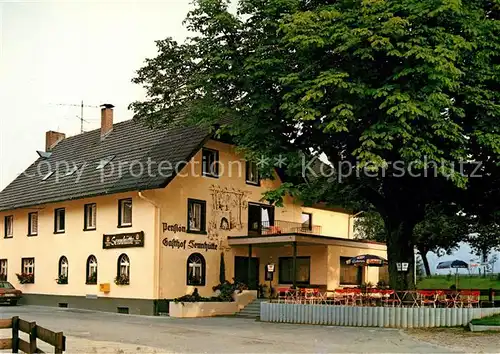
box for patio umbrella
[436,260,469,288]
[346,254,388,267]
[436,260,469,269]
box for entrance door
[234,256,259,290]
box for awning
[227,233,386,251]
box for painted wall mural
[208,185,251,249]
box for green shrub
[173,288,221,303]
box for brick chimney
[100,103,114,139]
[45,131,66,152]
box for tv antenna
[54,100,100,133]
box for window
[301,213,312,231]
[245,160,260,185]
[278,257,310,285]
[118,199,132,227]
[340,257,363,285]
[187,199,206,234]
[86,255,98,285]
[58,256,68,284]
[21,258,35,283]
[187,253,206,286]
[4,216,13,238]
[54,208,65,233]
[41,171,54,181]
[28,212,38,236]
[116,254,130,285]
[96,155,115,170]
[0,259,7,281]
[202,148,219,178]
[248,203,274,233]
[65,165,79,176]
[84,203,97,230]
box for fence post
[488,288,493,303]
[54,332,65,354]
[28,322,37,354]
[11,316,19,353]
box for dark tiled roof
[0,119,210,211]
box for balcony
[249,220,322,236]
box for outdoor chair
[418,290,437,307]
[344,288,363,306]
[277,287,289,303]
[332,289,347,305]
[437,290,459,308]
[304,288,317,304]
[459,290,481,308]
[381,290,401,307]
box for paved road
[0,305,456,353]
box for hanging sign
[103,231,144,249]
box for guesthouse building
[0,105,387,315]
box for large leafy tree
[131,0,500,289]
[469,222,500,263]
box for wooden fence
[0,316,65,353]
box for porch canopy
[228,233,386,288]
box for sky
[0,0,194,188]
[0,1,498,273]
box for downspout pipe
[138,191,161,302]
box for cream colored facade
[0,139,387,312]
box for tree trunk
[417,246,431,277]
[421,253,431,278]
[385,219,416,290]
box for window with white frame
[86,255,98,284]
[202,148,219,178]
[187,253,206,285]
[246,160,259,185]
[4,216,13,238]
[58,256,68,283]
[21,257,35,283]
[187,199,206,233]
[28,212,38,236]
[0,259,7,281]
[84,203,97,230]
[118,199,132,227]
[301,212,312,231]
[117,254,130,284]
[54,208,65,233]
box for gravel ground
[406,328,500,353]
[0,305,464,353]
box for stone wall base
[19,293,156,316]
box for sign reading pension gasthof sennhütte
[162,238,218,252]
[103,231,145,249]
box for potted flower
[86,272,97,285]
[56,274,68,284]
[16,273,34,284]
[114,274,129,285]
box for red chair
[381,290,401,307]
[277,287,289,303]
[418,290,437,307]
[332,289,347,305]
[460,290,480,308]
[437,290,458,308]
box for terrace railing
[250,220,322,236]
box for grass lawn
[417,275,500,290]
[470,314,500,326]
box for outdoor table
[398,290,419,307]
